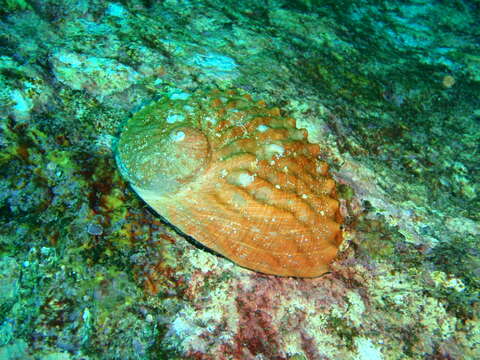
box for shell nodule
[115,89,343,277]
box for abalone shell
[115,89,343,277]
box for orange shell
[115,89,343,277]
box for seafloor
[0,1,479,359]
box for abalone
[115,89,343,277]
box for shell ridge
[175,199,312,257]
[210,152,338,229]
[219,171,313,224]
[171,191,304,255]
[265,159,333,200]
[273,157,327,194]
[254,163,331,210]
[212,153,258,174]
[218,138,310,159]
[218,126,293,149]
[205,182,316,255]
[212,180,293,223]
[213,179,336,255]
[233,171,323,227]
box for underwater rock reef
[0,0,479,359]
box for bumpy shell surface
[116,89,343,277]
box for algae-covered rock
[50,50,140,101]
[1,0,479,359]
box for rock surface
[0,1,478,359]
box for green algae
[356,221,397,261]
[428,236,480,319]
[0,0,31,14]
[327,315,359,350]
